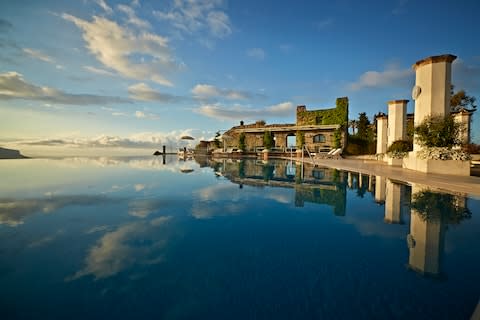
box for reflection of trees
[411,191,471,224]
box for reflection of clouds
[68,216,172,280]
[191,183,246,219]
[0,195,114,227]
[128,198,165,218]
[263,189,292,204]
[86,225,110,234]
[134,184,145,192]
[27,229,65,248]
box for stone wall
[296,97,348,127]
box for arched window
[313,134,326,143]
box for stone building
[222,97,348,153]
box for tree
[263,131,274,149]
[356,112,372,141]
[450,85,477,111]
[238,132,246,151]
[349,120,358,135]
[214,131,222,148]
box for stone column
[376,114,388,155]
[411,54,456,151]
[453,110,472,145]
[387,100,408,147]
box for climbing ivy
[296,97,349,126]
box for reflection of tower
[347,172,353,189]
[384,179,404,224]
[368,175,373,192]
[374,176,386,204]
[407,185,446,277]
[358,173,363,189]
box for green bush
[387,140,413,153]
[238,132,246,151]
[296,131,305,148]
[414,115,463,148]
[263,131,274,149]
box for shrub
[263,131,274,149]
[386,140,412,159]
[414,115,464,148]
[238,132,246,151]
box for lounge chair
[315,148,337,159]
[326,148,343,159]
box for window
[313,134,326,143]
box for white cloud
[195,101,294,121]
[128,82,178,102]
[94,0,113,14]
[135,110,159,120]
[246,48,266,60]
[62,13,178,86]
[0,71,130,105]
[348,64,413,91]
[191,84,250,100]
[23,48,54,63]
[117,4,150,29]
[154,0,232,39]
[83,65,115,76]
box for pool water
[0,156,479,319]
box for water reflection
[209,158,475,279]
[0,157,478,318]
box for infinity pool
[0,156,479,319]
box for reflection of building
[212,159,347,216]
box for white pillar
[411,54,456,151]
[376,115,388,154]
[387,100,408,147]
[453,111,472,145]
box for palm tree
[349,120,358,135]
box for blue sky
[1,0,479,155]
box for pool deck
[285,156,480,197]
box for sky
[1,0,479,156]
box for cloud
[153,0,232,39]
[195,101,294,121]
[94,0,113,14]
[192,84,250,100]
[68,218,172,280]
[22,48,54,63]
[117,4,151,29]
[83,65,115,76]
[246,48,266,60]
[14,129,206,150]
[128,82,178,102]
[135,110,160,120]
[0,71,130,105]
[62,13,178,86]
[348,64,413,91]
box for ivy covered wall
[296,97,349,127]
